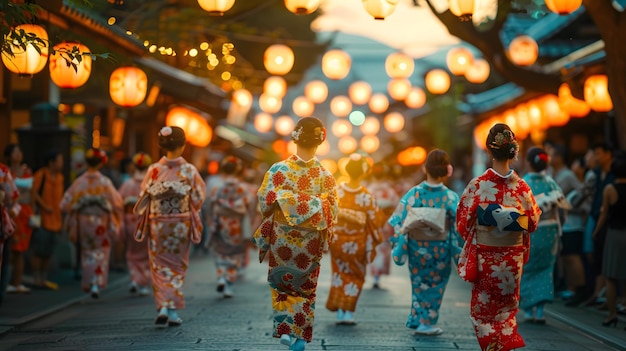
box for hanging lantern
[508,35,538,66]
[197,0,236,15]
[384,112,405,133]
[316,140,330,156]
[332,119,353,138]
[387,78,412,101]
[584,74,613,112]
[109,66,148,107]
[49,42,92,89]
[449,0,475,21]
[385,52,414,79]
[465,58,490,84]
[525,102,547,130]
[338,136,358,154]
[275,115,295,136]
[405,87,426,109]
[259,93,283,114]
[263,76,287,98]
[369,93,389,114]
[166,106,213,147]
[254,112,273,133]
[292,96,315,117]
[284,0,321,14]
[425,69,450,95]
[558,83,590,118]
[541,95,570,127]
[362,0,400,20]
[304,80,328,103]
[516,108,531,138]
[232,88,252,107]
[397,146,426,166]
[360,136,380,154]
[446,47,474,76]
[322,49,351,80]
[2,24,49,75]
[545,0,582,15]
[264,44,294,76]
[330,95,352,117]
[473,123,491,151]
[349,81,372,105]
[360,116,380,135]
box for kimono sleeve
[60,177,81,213]
[322,169,339,224]
[519,180,541,234]
[257,164,280,217]
[103,177,124,236]
[387,187,414,235]
[189,166,207,211]
[456,178,480,241]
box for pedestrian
[0,162,18,306]
[456,123,541,351]
[134,126,206,327]
[118,152,152,296]
[520,147,568,324]
[388,149,461,336]
[325,153,386,325]
[253,117,338,351]
[61,148,123,298]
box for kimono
[118,171,151,288]
[388,182,461,329]
[366,180,400,278]
[0,163,19,272]
[11,169,33,252]
[520,173,565,311]
[134,157,205,310]
[457,169,541,351]
[61,171,123,291]
[253,154,338,343]
[325,183,386,313]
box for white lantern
[385,52,414,79]
[264,44,295,75]
[275,115,295,136]
[369,93,389,114]
[384,112,405,133]
[449,0,475,21]
[348,81,372,105]
[292,96,315,117]
[332,119,353,138]
[360,135,380,154]
[254,112,273,133]
[465,58,490,84]
[388,78,412,101]
[330,96,353,117]
[284,0,321,14]
[405,87,426,109]
[338,136,358,154]
[425,69,450,95]
[304,80,328,103]
[360,116,380,135]
[322,49,351,80]
[232,88,252,107]
[508,35,538,66]
[446,47,474,76]
[259,93,283,114]
[2,24,49,75]
[362,0,400,20]
[197,0,235,15]
[263,76,287,98]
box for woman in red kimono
[456,123,541,351]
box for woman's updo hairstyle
[85,148,108,168]
[526,147,549,172]
[486,123,519,161]
[291,117,326,148]
[220,156,242,175]
[425,149,452,178]
[132,152,152,171]
[344,153,369,180]
[158,126,186,151]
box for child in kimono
[456,124,541,351]
[134,126,205,327]
[388,149,461,336]
[253,117,338,351]
[118,152,153,296]
[61,148,123,298]
[326,153,386,324]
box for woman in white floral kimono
[134,126,206,327]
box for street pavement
[0,249,624,351]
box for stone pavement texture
[0,250,624,351]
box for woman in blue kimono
[388,149,461,336]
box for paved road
[0,251,623,351]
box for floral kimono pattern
[0,163,19,272]
[388,182,461,329]
[457,169,541,351]
[253,155,338,342]
[326,184,386,313]
[366,180,400,277]
[61,171,123,291]
[134,157,205,310]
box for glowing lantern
[49,42,92,89]
[197,0,236,15]
[2,24,49,75]
[449,0,475,21]
[369,93,389,114]
[446,47,474,76]
[109,66,148,107]
[259,93,282,114]
[322,49,351,80]
[526,102,547,130]
[516,108,531,138]
[304,80,328,103]
[254,112,273,133]
[545,0,582,15]
[332,119,353,138]
[316,140,330,156]
[292,96,315,117]
[584,75,613,112]
[232,88,252,107]
[263,76,287,98]
[338,136,358,154]
[360,116,380,135]
[384,112,405,133]
[388,78,412,101]
[362,0,399,20]
[165,106,213,147]
[508,35,538,66]
[284,0,320,14]
[540,94,569,126]
[558,83,590,118]
[264,44,294,75]
[425,69,450,95]
[405,87,426,109]
[275,115,295,136]
[465,58,490,84]
[360,135,380,154]
[349,81,372,105]
[385,52,414,79]
[473,123,491,151]
[330,96,352,117]
[397,146,426,166]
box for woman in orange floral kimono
[134,126,205,327]
[61,148,123,298]
[456,124,541,351]
[253,117,338,351]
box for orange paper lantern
[304,80,328,103]
[545,0,582,15]
[387,78,412,101]
[322,49,351,80]
[263,76,287,98]
[369,93,389,114]
[508,35,538,66]
[264,44,294,75]
[2,24,49,75]
[584,75,613,112]
[446,47,474,76]
[338,136,358,154]
[425,69,450,95]
[166,106,213,147]
[259,94,283,114]
[405,87,426,109]
[284,0,321,14]
[558,83,590,118]
[275,115,295,136]
[254,112,273,133]
[332,119,352,138]
[110,66,148,107]
[360,135,380,154]
[449,0,475,21]
[465,58,490,84]
[362,0,399,20]
[197,0,235,15]
[360,116,380,136]
[349,81,372,105]
[50,42,92,89]
[330,96,353,117]
[385,52,414,79]
[292,96,315,117]
[384,112,405,133]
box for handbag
[457,230,479,283]
[401,207,446,237]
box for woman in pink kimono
[456,123,541,351]
[118,152,152,296]
[134,126,205,327]
[61,148,123,298]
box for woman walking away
[118,152,153,296]
[456,123,541,351]
[61,148,123,298]
[253,117,338,351]
[134,126,205,327]
[326,153,386,325]
[388,149,461,336]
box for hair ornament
[535,153,549,164]
[291,126,303,141]
[159,126,173,137]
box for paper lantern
[465,58,490,84]
[545,0,582,15]
[166,106,213,147]
[316,140,330,156]
[254,112,273,133]
[232,88,252,107]
[109,66,148,107]
[397,146,426,166]
[263,76,287,98]
[304,80,328,103]
[384,112,405,133]
[446,47,474,76]
[264,44,294,75]
[330,96,352,117]
[584,75,613,112]
[558,83,590,118]
[292,96,315,117]
[405,87,426,109]
[275,115,295,136]
[2,24,48,75]
[362,0,399,20]
[360,116,380,135]
[425,69,450,95]
[508,35,538,66]
[385,52,414,79]
[332,119,352,138]
[449,0,475,21]
[526,102,547,130]
[284,0,320,14]
[369,93,389,114]
[259,93,283,114]
[473,123,491,151]
[49,42,92,89]
[322,49,351,80]
[197,0,235,15]
[360,135,380,154]
[338,136,357,154]
[349,81,372,105]
[541,95,570,127]
[388,78,412,101]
